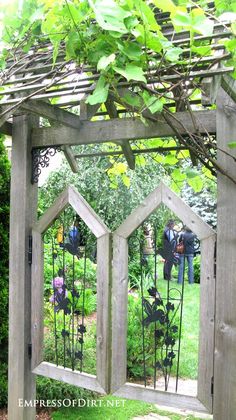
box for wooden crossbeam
[20,100,81,129]
[62,146,79,173]
[32,110,216,148]
[74,145,187,159]
[18,100,81,173]
[105,98,135,170]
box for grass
[51,395,204,419]
[128,258,200,380]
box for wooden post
[214,88,236,419]
[8,114,38,420]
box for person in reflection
[163,219,178,280]
[177,227,196,284]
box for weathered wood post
[8,114,38,420]
[214,88,236,419]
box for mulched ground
[0,408,53,419]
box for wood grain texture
[62,146,79,173]
[35,187,69,233]
[111,235,128,392]
[115,185,162,238]
[32,111,217,148]
[105,98,135,170]
[31,230,44,370]
[96,234,112,392]
[68,186,110,238]
[20,100,81,128]
[161,183,215,240]
[33,362,105,393]
[214,89,236,420]
[8,114,38,420]
[114,383,209,413]
[197,235,216,412]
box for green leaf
[142,91,163,113]
[165,47,183,62]
[192,16,214,36]
[137,0,160,31]
[163,154,179,165]
[172,168,186,182]
[119,42,142,60]
[52,40,60,67]
[187,176,203,192]
[97,53,116,70]
[86,76,109,105]
[152,0,177,13]
[186,168,199,178]
[113,64,147,83]
[88,0,131,34]
[228,141,236,148]
[172,10,191,27]
[123,92,142,108]
[122,174,131,187]
[191,45,212,56]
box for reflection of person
[177,227,196,284]
[163,220,177,280]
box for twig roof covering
[0,2,234,116]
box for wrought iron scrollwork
[31,147,61,184]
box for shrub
[36,375,95,402]
[0,135,10,407]
[193,255,201,284]
[44,243,97,295]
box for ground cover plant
[51,395,205,420]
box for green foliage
[0,363,8,407]
[0,0,235,109]
[44,242,97,294]
[181,181,217,228]
[193,255,201,284]
[0,135,10,408]
[36,375,95,403]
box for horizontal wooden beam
[19,100,81,129]
[74,145,187,159]
[32,110,216,148]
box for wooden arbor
[0,4,235,419]
[112,181,216,413]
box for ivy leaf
[163,154,179,165]
[185,168,199,179]
[97,53,116,71]
[86,76,109,105]
[187,176,204,192]
[191,45,211,56]
[165,47,183,62]
[152,0,177,13]
[172,10,191,27]
[119,42,142,61]
[172,168,186,182]
[122,174,131,187]
[89,0,130,34]
[123,92,142,108]
[228,142,236,148]
[137,0,160,31]
[113,64,147,83]
[142,91,163,113]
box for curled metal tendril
[31,147,61,184]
